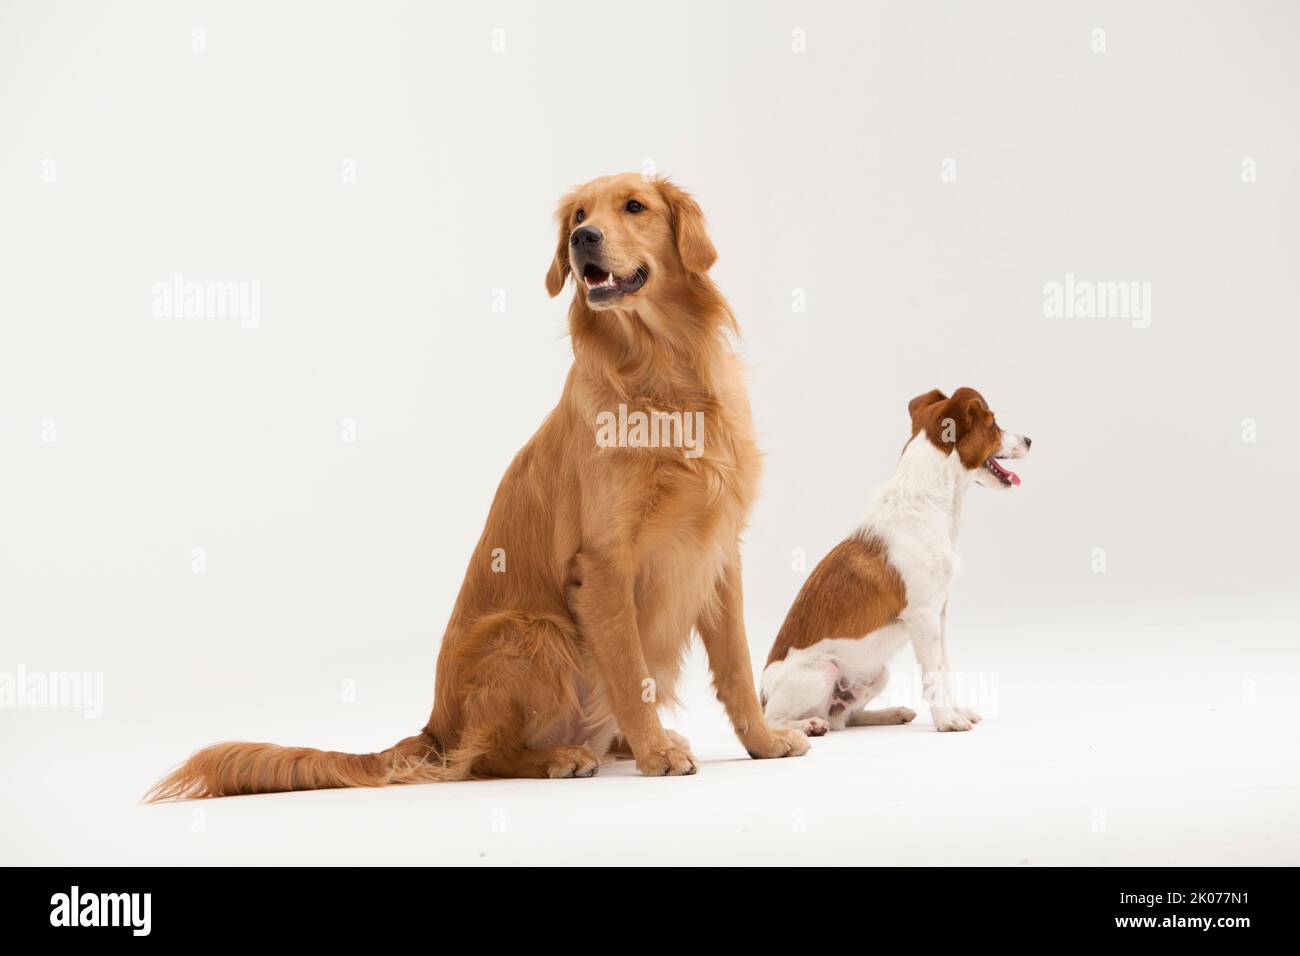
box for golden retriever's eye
[625,199,644,214]
[575,209,585,224]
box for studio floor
[4,603,1297,866]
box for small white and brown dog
[761,387,1031,735]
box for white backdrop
[2,0,1297,865]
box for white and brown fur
[761,387,1031,736]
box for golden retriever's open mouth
[582,263,648,302]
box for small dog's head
[545,173,717,311]
[907,387,1031,491]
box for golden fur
[147,173,807,800]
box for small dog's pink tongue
[989,459,1021,486]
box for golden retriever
[147,173,808,799]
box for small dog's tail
[143,731,457,802]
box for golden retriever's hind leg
[606,733,634,759]
[475,745,600,779]
[444,614,594,780]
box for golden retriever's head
[545,173,717,311]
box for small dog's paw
[800,717,830,737]
[545,746,601,778]
[882,706,917,724]
[636,744,698,777]
[746,726,812,758]
[933,709,974,733]
[956,708,982,724]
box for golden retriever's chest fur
[567,360,760,700]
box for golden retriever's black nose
[571,225,603,248]
[1024,436,1032,448]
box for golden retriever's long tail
[143,732,458,802]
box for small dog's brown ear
[950,387,989,426]
[658,179,718,274]
[908,389,947,420]
[546,192,576,297]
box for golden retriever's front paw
[636,743,698,777]
[745,726,811,759]
[664,729,692,752]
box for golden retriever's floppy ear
[545,192,576,297]
[908,389,948,421]
[657,179,718,274]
